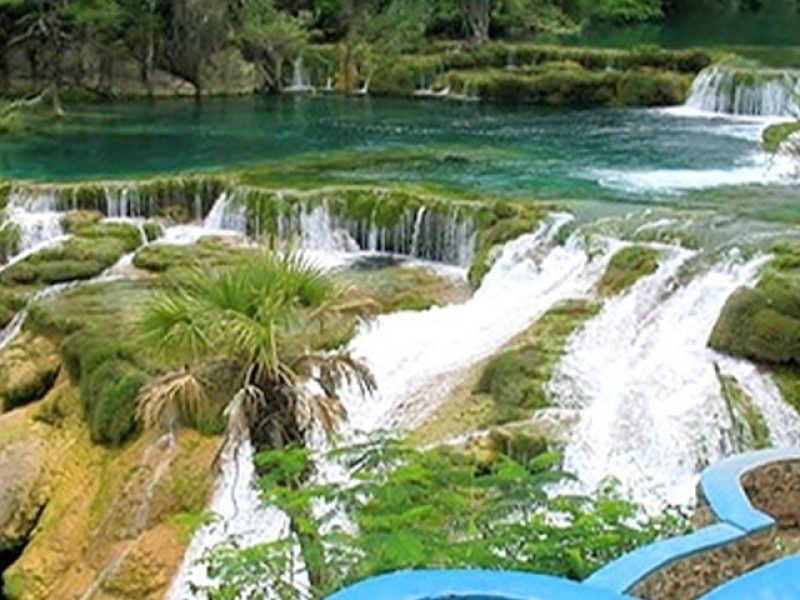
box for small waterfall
[3,191,66,258]
[551,250,774,510]
[685,66,800,117]
[505,48,518,71]
[285,56,314,93]
[168,216,617,595]
[166,439,291,600]
[267,198,477,267]
[0,281,79,352]
[203,193,245,233]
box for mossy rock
[0,223,142,286]
[60,210,102,232]
[338,264,468,314]
[0,291,25,329]
[80,358,145,446]
[597,245,662,297]
[0,334,61,412]
[763,121,800,153]
[476,299,600,426]
[710,286,800,365]
[133,236,256,273]
[0,222,21,264]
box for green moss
[469,202,548,286]
[24,280,161,445]
[81,359,145,446]
[477,299,600,426]
[449,66,690,107]
[133,237,257,273]
[60,210,102,232]
[1,222,143,286]
[2,569,29,600]
[0,222,21,264]
[716,368,771,451]
[0,362,59,412]
[772,366,800,415]
[710,286,800,364]
[763,121,800,153]
[598,246,662,297]
[339,264,468,314]
[0,290,24,328]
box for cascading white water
[276,197,476,267]
[285,56,314,93]
[340,215,614,433]
[0,281,79,352]
[167,440,293,600]
[167,215,618,597]
[3,191,66,259]
[715,357,800,450]
[550,250,777,510]
[685,66,800,117]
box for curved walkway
[327,447,800,600]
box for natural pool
[0,96,796,221]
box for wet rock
[0,335,60,413]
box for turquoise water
[0,95,797,222]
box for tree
[136,249,377,456]
[160,0,231,98]
[237,0,309,92]
[119,0,162,96]
[200,438,688,599]
[461,0,491,44]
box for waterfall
[0,281,79,352]
[550,250,777,510]
[166,439,292,600]
[685,66,800,117]
[167,215,618,595]
[267,197,477,267]
[3,191,66,259]
[286,56,314,93]
[505,48,518,71]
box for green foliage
[598,245,662,297]
[201,438,687,599]
[450,65,691,107]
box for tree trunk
[289,506,325,594]
[50,81,64,118]
[463,0,490,45]
[274,53,284,92]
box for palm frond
[136,368,207,432]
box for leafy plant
[200,436,687,599]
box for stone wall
[587,449,800,600]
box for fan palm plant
[136,248,377,455]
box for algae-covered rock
[709,286,800,364]
[0,334,60,413]
[597,245,661,297]
[417,299,599,442]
